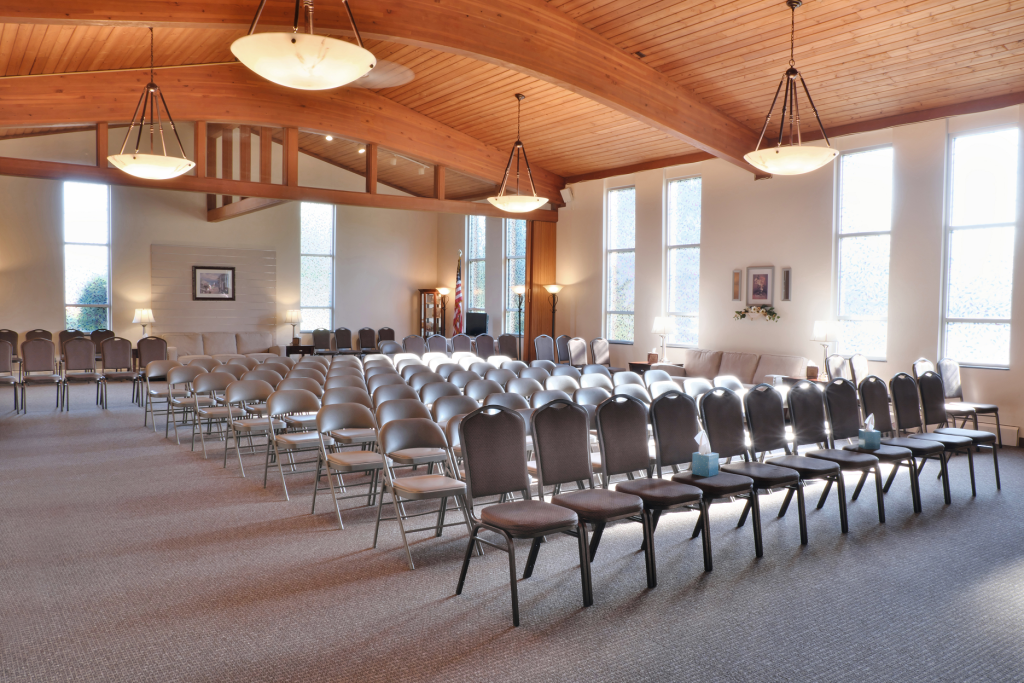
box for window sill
[667,344,698,349]
[959,364,1009,371]
[608,340,634,345]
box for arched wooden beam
[0,0,762,174]
[0,63,565,204]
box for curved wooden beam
[0,64,564,203]
[0,0,761,174]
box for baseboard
[972,422,1018,447]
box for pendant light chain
[789,3,795,67]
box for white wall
[556,106,1024,431]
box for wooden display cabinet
[419,289,441,338]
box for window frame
[63,181,112,333]
[604,184,636,344]
[833,143,894,362]
[299,202,335,333]
[465,216,487,315]
[503,218,526,336]
[939,125,1019,370]
[664,173,701,348]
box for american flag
[453,255,463,334]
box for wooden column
[433,165,445,200]
[206,125,219,210]
[239,126,251,182]
[365,143,378,194]
[523,220,557,362]
[283,127,299,187]
[220,127,233,206]
[193,121,207,178]
[95,122,108,167]
[259,127,273,184]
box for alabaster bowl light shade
[544,284,563,294]
[487,194,548,213]
[108,154,196,180]
[512,285,526,295]
[744,145,838,176]
[437,287,450,296]
[231,33,376,90]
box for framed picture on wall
[192,266,236,301]
[746,266,774,306]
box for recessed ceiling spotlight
[325,135,333,141]
[358,146,366,154]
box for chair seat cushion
[197,406,232,418]
[551,488,643,522]
[0,376,17,385]
[804,449,879,470]
[935,427,996,444]
[946,401,998,414]
[326,449,383,471]
[171,396,214,407]
[841,443,913,462]
[721,461,799,487]
[391,474,466,499]
[25,374,63,383]
[244,404,269,417]
[277,432,331,447]
[284,414,318,428]
[388,447,448,465]
[882,436,944,455]
[615,478,702,507]
[233,418,284,431]
[480,500,578,536]
[764,455,840,479]
[672,471,754,496]
[910,432,972,449]
[328,427,376,444]
[103,371,137,381]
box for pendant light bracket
[487,93,548,213]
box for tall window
[300,202,334,332]
[836,147,893,359]
[666,177,701,346]
[63,182,110,332]
[504,218,526,335]
[466,216,486,314]
[943,128,1019,367]
[606,186,636,342]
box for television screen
[466,312,488,336]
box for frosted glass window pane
[468,216,487,259]
[668,246,700,316]
[607,313,634,343]
[300,203,334,255]
[64,245,109,305]
[838,320,887,359]
[66,307,109,333]
[468,261,486,310]
[838,235,890,317]
[506,257,525,310]
[839,148,893,234]
[63,182,109,244]
[300,256,332,307]
[945,322,1010,366]
[300,308,332,333]
[946,226,1014,319]
[505,310,523,336]
[607,187,635,250]
[951,129,1018,227]
[668,315,698,347]
[506,219,526,258]
[667,178,701,245]
[607,250,635,312]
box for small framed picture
[781,267,792,301]
[192,266,236,301]
[731,269,742,301]
[746,266,774,306]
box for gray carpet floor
[2,383,1024,682]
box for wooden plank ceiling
[0,0,1021,186]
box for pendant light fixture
[232,0,376,90]
[743,0,838,176]
[488,94,548,213]
[107,29,196,180]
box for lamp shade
[651,316,669,335]
[512,285,526,295]
[132,308,156,324]
[437,287,450,296]
[544,284,563,294]
[108,153,196,180]
[486,195,548,213]
[230,33,376,90]
[743,145,838,176]
[285,309,303,324]
[811,320,840,343]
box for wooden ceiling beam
[208,196,287,222]
[0,0,763,175]
[565,152,714,184]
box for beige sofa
[162,332,285,364]
[672,348,808,385]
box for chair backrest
[379,340,403,356]
[358,327,376,351]
[567,337,588,367]
[371,383,419,408]
[649,381,679,399]
[858,375,895,433]
[650,391,702,469]
[573,386,611,406]
[421,381,460,405]
[327,366,363,379]
[533,334,556,362]
[426,335,449,354]
[436,362,461,380]
[451,334,472,353]
[469,361,496,377]
[380,417,448,454]
[590,337,610,366]
[63,337,96,372]
[551,365,582,379]
[787,381,830,447]
[363,359,394,372]
[364,353,391,364]
[936,358,965,400]
[918,371,951,427]
[531,400,594,492]
[366,374,405,396]
[0,340,12,373]
[378,327,395,342]
[409,371,444,393]
[849,353,870,388]
[456,355,482,370]
[0,329,17,354]
[145,359,180,379]
[167,364,206,388]
[90,329,115,348]
[595,394,651,480]
[501,360,528,375]
[459,407,529,502]
[823,378,861,442]
[400,363,430,380]
[712,375,743,392]
[299,355,329,369]
[328,355,358,368]
[520,367,550,383]
[449,370,481,390]
[483,392,530,410]
[743,383,789,454]
[288,367,326,384]
[364,364,397,380]
[376,399,432,427]
[506,377,543,398]
[890,372,924,431]
[136,336,168,367]
[682,377,713,400]
[225,379,274,405]
[554,335,571,363]
[615,383,651,404]
[699,387,747,458]
[545,375,580,393]
[334,328,353,352]
[432,394,480,424]
[219,365,248,380]
[531,389,572,409]
[232,357,259,370]
[529,359,555,372]
[242,369,283,388]
[277,377,324,398]
[912,357,935,380]
[422,352,448,368]
[322,386,373,409]
[317,402,376,433]
[644,369,672,387]
[497,334,518,359]
[100,337,132,370]
[25,329,52,341]
[267,389,321,418]
[825,354,849,381]
[580,373,614,391]
[312,328,332,352]
[612,371,644,387]
[474,334,495,359]
[464,379,504,402]
[402,335,426,356]
[484,368,516,387]
[193,371,234,394]
[59,329,85,350]
[187,357,221,372]
[582,363,612,377]
[651,363,686,377]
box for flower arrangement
[734,305,781,322]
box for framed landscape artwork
[192,266,236,301]
[746,266,774,306]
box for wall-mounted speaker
[559,187,574,204]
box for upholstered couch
[162,332,285,364]
[671,348,808,385]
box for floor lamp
[545,284,563,338]
[651,316,668,362]
[438,287,450,337]
[286,310,303,345]
[811,320,839,374]
[513,285,526,360]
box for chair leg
[938,452,952,505]
[456,526,479,595]
[993,443,1001,490]
[966,448,976,497]
[699,498,713,572]
[908,459,922,513]
[641,510,656,588]
[737,496,752,528]
[372,479,387,549]
[749,492,763,558]
[816,479,833,509]
[389,488,415,570]
[691,509,703,539]
[502,531,520,627]
[872,466,885,523]
[577,522,593,607]
[778,487,795,518]
[835,475,849,534]
[882,464,899,493]
[588,522,606,562]
[523,536,542,579]
[795,483,808,545]
[852,470,868,501]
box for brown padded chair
[567,337,588,367]
[325,375,367,391]
[451,334,472,353]
[99,337,137,407]
[474,334,495,359]
[312,403,383,529]
[937,357,1001,444]
[409,371,443,394]
[312,328,336,356]
[334,328,359,356]
[0,329,19,366]
[589,338,625,373]
[420,381,460,406]
[357,328,376,354]
[20,338,63,413]
[144,360,180,429]
[223,379,278,476]
[265,389,331,500]
[426,335,449,355]
[554,335,571,364]
[136,337,168,404]
[371,383,419,410]
[25,329,52,341]
[90,329,115,361]
[0,339,18,411]
[456,406,587,625]
[322,386,373,410]
[402,335,427,357]
[378,327,395,342]
[497,333,518,360]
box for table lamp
[651,316,669,362]
[133,308,155,336]
[285,310,303,345]
[811,320,839,370]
